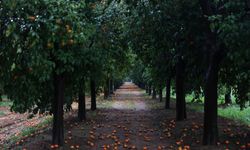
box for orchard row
[0,0,250,147]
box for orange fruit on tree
[47,42,53,49]
[67,39,74,45]
[67,29,72,33]
[65,25,71,29]
[28,16,36,21]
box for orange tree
[0,0,93,146]
[126,0,250,145]
[88,0,132,100]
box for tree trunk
[237,82,248,110]
[52,73,65,146]
[78,79,86,121]
[176,56,186,121]
[199,0,224,145]
[141,83,145,89]
[110,79,114,94]
[145,85,149,93]
[152,87,156,99]
[159,88,163,102]
[203,51,222,145]
[91,79,96,111]
[148,84,152,96]
[104,79,109,99]
[224,87,232,105]
[165,78,171,109]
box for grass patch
[182,96,250,125]
[7,116,53,148]
[185,93,239,105]
[144,91,250,125]
[187,103,204,112]
[0,101,13,107]
[0,111,5,116]
[218,106,250,125]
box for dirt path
[111,84,147,110]
[9,82,250,150]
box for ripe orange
[124,138,129,143]
[28,16,36,21]
[67,29,73,33]
[47,42,53,49]
[67,39,74,45]
[66,25,71,30]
